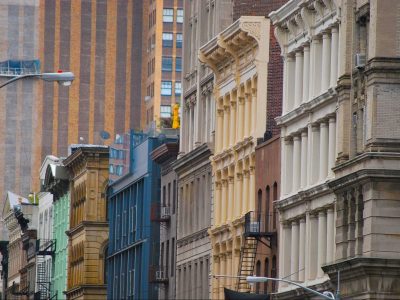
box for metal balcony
[150,203,171,222]
[36,239,56,256]
[149,266,169,284]
[244,211,277,238]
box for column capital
[236,172,243,180]
[295,50,304,57]
[301,130,308,138]
[318,210,326,217]
[293,134,301,141]
[228,176,234,184]
[215,181,222,190]
[330,26,338,34]
[243,169,250,177]
[320,121,328,128]
[249,166,255,174]
[284,136,293,143]
[238,96,245,105]
[223,105,230,112]
[311,123,320,131]
[322,30,331,37]
[327,207,334,214]
[291,220,299,226]
[217,108,224,116]
[328,115,336,123]
[299,217,306,224]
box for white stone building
[270,0,339,297]
[272,0,400,298]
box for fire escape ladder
[236,236,258,292]
[36,239,56,300]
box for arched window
[257,189,262,216]
[264,258,269,292]
[273,182,278,230]
[265,186,270,230]
[255,260,261,293]
[271,255,277,291]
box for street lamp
[246,276,336,300]
[214,275,337,300]
[0,71,75,89]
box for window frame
[163,8,174,23]
[176,9,183,23]
[162,56,173,72]
[162,32,173,48]
[161,81,173,96]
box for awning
[224,288,270,300]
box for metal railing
[244,211,277,236]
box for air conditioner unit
[355,53,366,69]
[156,270,165,280]
[161,206,170,218]
[249,221,260,232]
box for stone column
[280,223,292,289]
[242,170,250,213]
[328,117,336,177]
[319,121,329,181]
[307,214,318,280]
[326,208,335,263]
[309,40,315,100]
[215,182,221,225]
[317,210,327,278]
[223,105,230,150]
[216,108,224,153]
[244,92,251,138]
[213,257,220,299]
[204,93,210,142]
[188,104,193,152]
[295,51,304,108]
[290,220,299,281]
[282,56,288,113]
[330,27,339,87]
[292,135,301,192]
[284,138,293,194]
[230,97,237,147]
[251,87,257,137]
[287,55,296,112]
[302,44,310,103]
[249,166,255,212]
[311,124,320,184]
[228,176,234,221]
[194,98,201,148]
[298,218,306,281]
[235,173,243,218]
[179,106,185,153]
[237,96,245,142]
[321,31,331,92]
[219,255,225,299]
[221,179,228,223]
[300,131,308,189]
[313,37,322,97]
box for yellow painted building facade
[64,146,109,300]
[199,16,270,299]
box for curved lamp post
[0,71,75,89]
[246,276,336,299]
[214,275,338,300]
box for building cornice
[173,143,212,175]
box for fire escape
[150,203,171,285]
[236,211,276,292]
[36,239,56,300]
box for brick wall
[233,0,288,137]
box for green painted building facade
[52,192,69,299]
[42,160,69,299]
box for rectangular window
[161,81,172,96]
[176,33,182,48]
[175,57,182,72]
[160,105,172,118]
[171,238,175,276]
[163,8,173,22]
[162,56,173,72]
[162,32,173,48]
[175,82,182,96]
[177,9,183,23]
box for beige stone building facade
[272,0,400,298]
[199,16,270,299]
[64,146,109,300]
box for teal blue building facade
[107,133,167,300]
